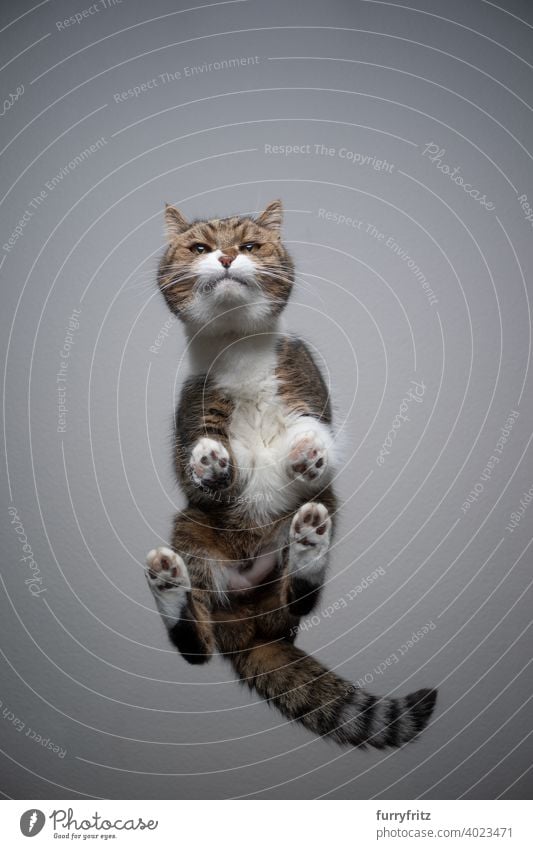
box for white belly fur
[206,334,298,521]
[227,377,300,520]
[189,329,331,522]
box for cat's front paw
[287,430,328,482]
[189,437,231,490]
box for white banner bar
[0,799,529,848]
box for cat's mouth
[197,271,254,295]
[215,272,249,287]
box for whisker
[160,273,198,292]
[260,268,327,308]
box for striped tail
[231,641,437,748]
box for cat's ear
[256,199,283,233]
[164,203,190,239]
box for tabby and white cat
[145,200,437,748]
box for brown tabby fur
[149,201,437,748]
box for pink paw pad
[288,431,328,482]
[290,502,331,548]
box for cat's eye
[240,242,258,252]
[190,243,211,254]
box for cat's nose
[218,254,233,268]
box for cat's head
[157,200,294,334]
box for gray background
[1,0,532,800]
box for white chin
[212,278,248,299]
[187,298,272,334]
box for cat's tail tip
[412,687,438,725]
[333,685,438,749]
[402,687,438,741]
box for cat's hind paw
[290,502,331,552]
[289,502,331,584]
[146,547,190,592]
[145,547,191,627]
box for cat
[145,199,437,748]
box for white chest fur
[187,329,299,519]
[226,376,295,517]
